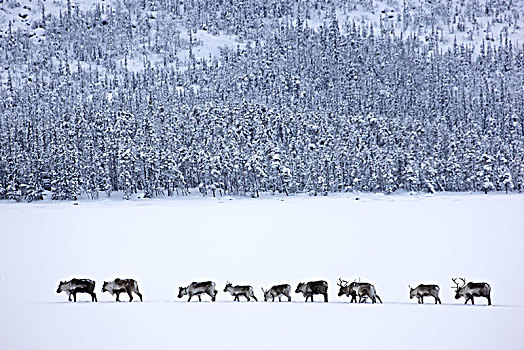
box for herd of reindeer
[56,277,492,306]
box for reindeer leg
[72,292,77,302]
[188,294,192,302]
[127,289,134,302]
[198,295,202,302]
[116,292,121,302]
[487,295,492,306]
[136,291,143,302]
[420,296,424,304]
[324,293,328,302]
[277,296,281,302]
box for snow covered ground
[1,193,523,349]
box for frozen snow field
[1,193,523,350]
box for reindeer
[102,278,143,302]
[223,281,258,301]
[354,281,382,304]
[178,281,218,302]
[337,278,382,303]
[452,278,491,305]
[337,278,355,301]
[56,278,97,302]
[409,284,441,304]
[261,284,292,302]
[295,280,328,302]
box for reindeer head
[56,281,65,293]
[261,287,270,302]
[337,278,350,296]
[295,282,306,294]
[409,285,415,299]
[101,281,109,293]
[223,281,232,292]
[452,278,466,299]
[177,286,187,298]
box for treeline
[0,1,523,200]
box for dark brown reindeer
[261,284,292,302]
[56,279,97,302]
[409,284,441,304]
[337,278,356,301]
[295,280,328,302]
[452,278,491,305]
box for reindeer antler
[337,278,349,287]
[451,278,465,289]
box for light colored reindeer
[337,278,382,303]
[178,281,218,302]
[452,278,491,305]
[409,284,441,304]
[223,281,257,301]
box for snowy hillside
[0,194,523,349]
[1,0,523,201]
[2,0,524,54]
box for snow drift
[0,193,523,349]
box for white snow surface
[1,193,523,349]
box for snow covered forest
[1,0,524,200]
